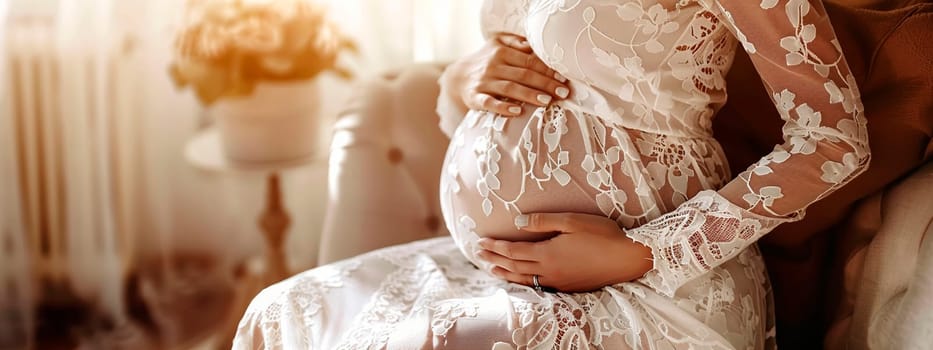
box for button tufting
[425,215,440,232]
[387,147,404,164]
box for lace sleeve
[625,0,870,297]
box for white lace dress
[234,0,869,349]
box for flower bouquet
[170,0,356,163]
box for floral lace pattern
[626,0,869,297]
[233,259,361,349]
[235,0,867,349]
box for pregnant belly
[440,105,659,244]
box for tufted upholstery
[318,64,450,265]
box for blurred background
[0,0,483,348]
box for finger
[468,92,524,116]
[477,80,553,107]
[489,266,536,287]
[521,213,616,234]
[477,238,542,261]
[497,34,532,53]
[495,46,558,80]
[475,249,541,274]
[492,65,570,100]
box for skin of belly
[444,107,647,242]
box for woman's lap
[234,237,769,349]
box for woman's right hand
[438,33,571,117]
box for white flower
[760,0,779,9]
[820,153,859,184]
[751,164,774,176]
[772,89,797,123]
[760,186,784,207]
[546,43,568,73]
[780,36,806,66]
[543,113,568,152]
[824,80,844,104]
[795,103,823,128]
[616,2,643,21]
[623,56,646,78]
[839,74,863,114]
[785,103,827,154]
[593,48,621,69]
[766,148,792,164]
[552,168,571,186]
[668,51,696,80]
[742,186,784,208]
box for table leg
[216,173,292,349]
[259,172,291,284]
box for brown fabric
[711,0,933,347]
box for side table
[185,128,319,349]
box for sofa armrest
[318,65,449,265]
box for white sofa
[319,65,452,265]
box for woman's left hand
[475,213,655,293]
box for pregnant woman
[235,0,869,348]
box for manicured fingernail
[508,106,522,114]
[537,94,552,104]
[514,214,529,228]
[554,72,568,83]
[555,87,570,99]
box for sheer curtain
[323,0,483,70]
[1,2,36,348]
[1,0,481,347]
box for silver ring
[532,274,542,291]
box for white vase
[211,80,321,165]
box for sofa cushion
[828,161,933,349]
